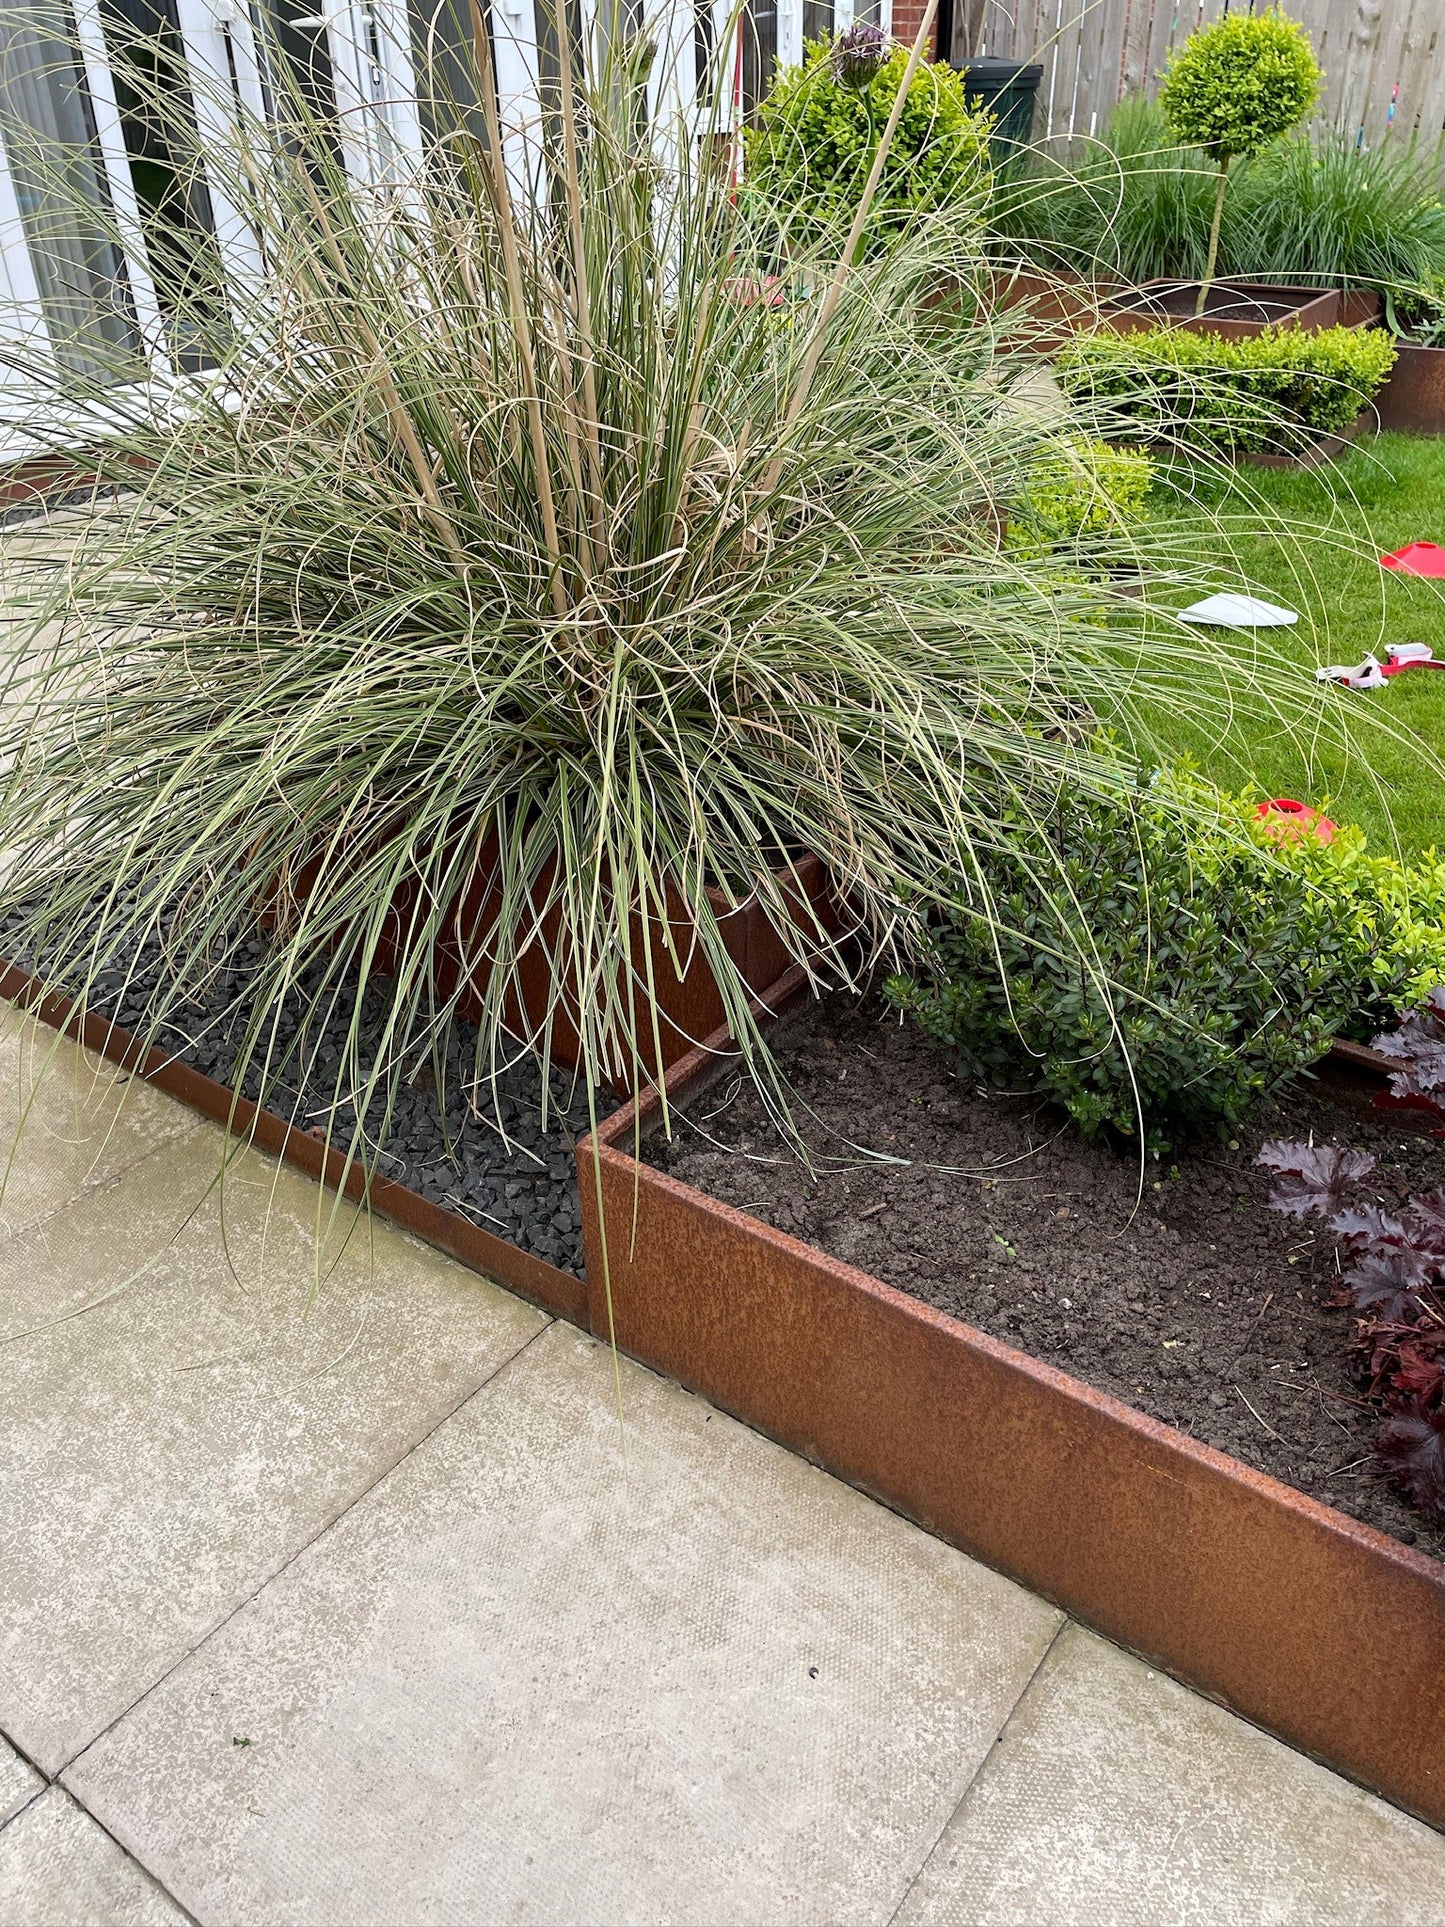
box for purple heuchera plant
[1256,1134,1445,1519]
[832,21,889,87]
[1371,985,1445,1105]
[1376,1403,1445,1515]
[1255,1140,1375,1218]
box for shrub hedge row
[1056,323,1398,454]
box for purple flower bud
[832,22,888,87]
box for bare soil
[650,993,1445,1561]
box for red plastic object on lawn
[1380,542,1445,577]
[1253,798,1337,844]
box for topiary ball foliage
[1160,7,1322,162]
[745,40,993,246]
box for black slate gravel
[0,906,613,1276]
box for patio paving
[0,1010,1443,1925]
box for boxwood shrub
[744,42,993,247]
[885,774,1445,1153]
[1007,439,1153,561]
[1057,323,1398,454]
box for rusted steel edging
[11,935,1440,1825]
[1374,341,1445,437]
[579,1022,1445,1832]
[0,959,588,1326]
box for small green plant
[1159,9,1322,314]
[1057,323,1397,454]
[1008,439,1153,562]
[1387,274,1445,347]
[745,36,993,248]
[885,773,1445,1154]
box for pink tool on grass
[1380,542,1445,578]
[1253,799,1337,844]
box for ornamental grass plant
[993,96,1445,297]
[0,4,1390,1207]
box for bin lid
[952,57,1043,87]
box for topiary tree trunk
[1196,154,1231,318]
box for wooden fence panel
[984,0,1445,155]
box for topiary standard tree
[1159,7,1322,316]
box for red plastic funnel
[1253,799,1336,844]
[1381,542,1445,577]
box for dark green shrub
[1057,322,1397,453]
[884,778,1445,1154]
[745,40,993,246]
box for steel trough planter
[577,989,1445,1834]
[1098,280,1342,339]
[9,938,1443,1831]
[1374,341,1445,436]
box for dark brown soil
[650,994,1445,1562]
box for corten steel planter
[286,848,840,1098]
[1238,410,1372,470]
[988,268,1123,351]
[1100,280,1341,340]
[8,930,1444,1827]
[0,449,157,518]
[577,993,1445,1833]
[1338,289,1383,330]
[1374,341,1445,436]
[0,959,588,1326]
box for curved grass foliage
[0,8,1373,1197]
[996,95,1445,293]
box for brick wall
[890,0,939,59]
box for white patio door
[0,0,168,403]
[0,0,776,430]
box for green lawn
[1136,433,1445,858]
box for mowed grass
[1136,432,1445,857]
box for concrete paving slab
[65,1322,1062,1927]
[0,1125,547,1776]
[0,1738,40,1831]
[0,1008,199,1237]
[894,1622,1445,1926]
[0,1789,187,1927]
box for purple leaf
[1375,1398,1445,1519]
[1343,1247,1431,1324]
[1329,1202,1409,1246]
[1370,1008,1445,1099]
[1255,1141,1376,1218]
[1406,1189,1445,1251]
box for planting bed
[0,913,612,1278]
[1098,280,1339,338]
[650,993,1444,1561]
